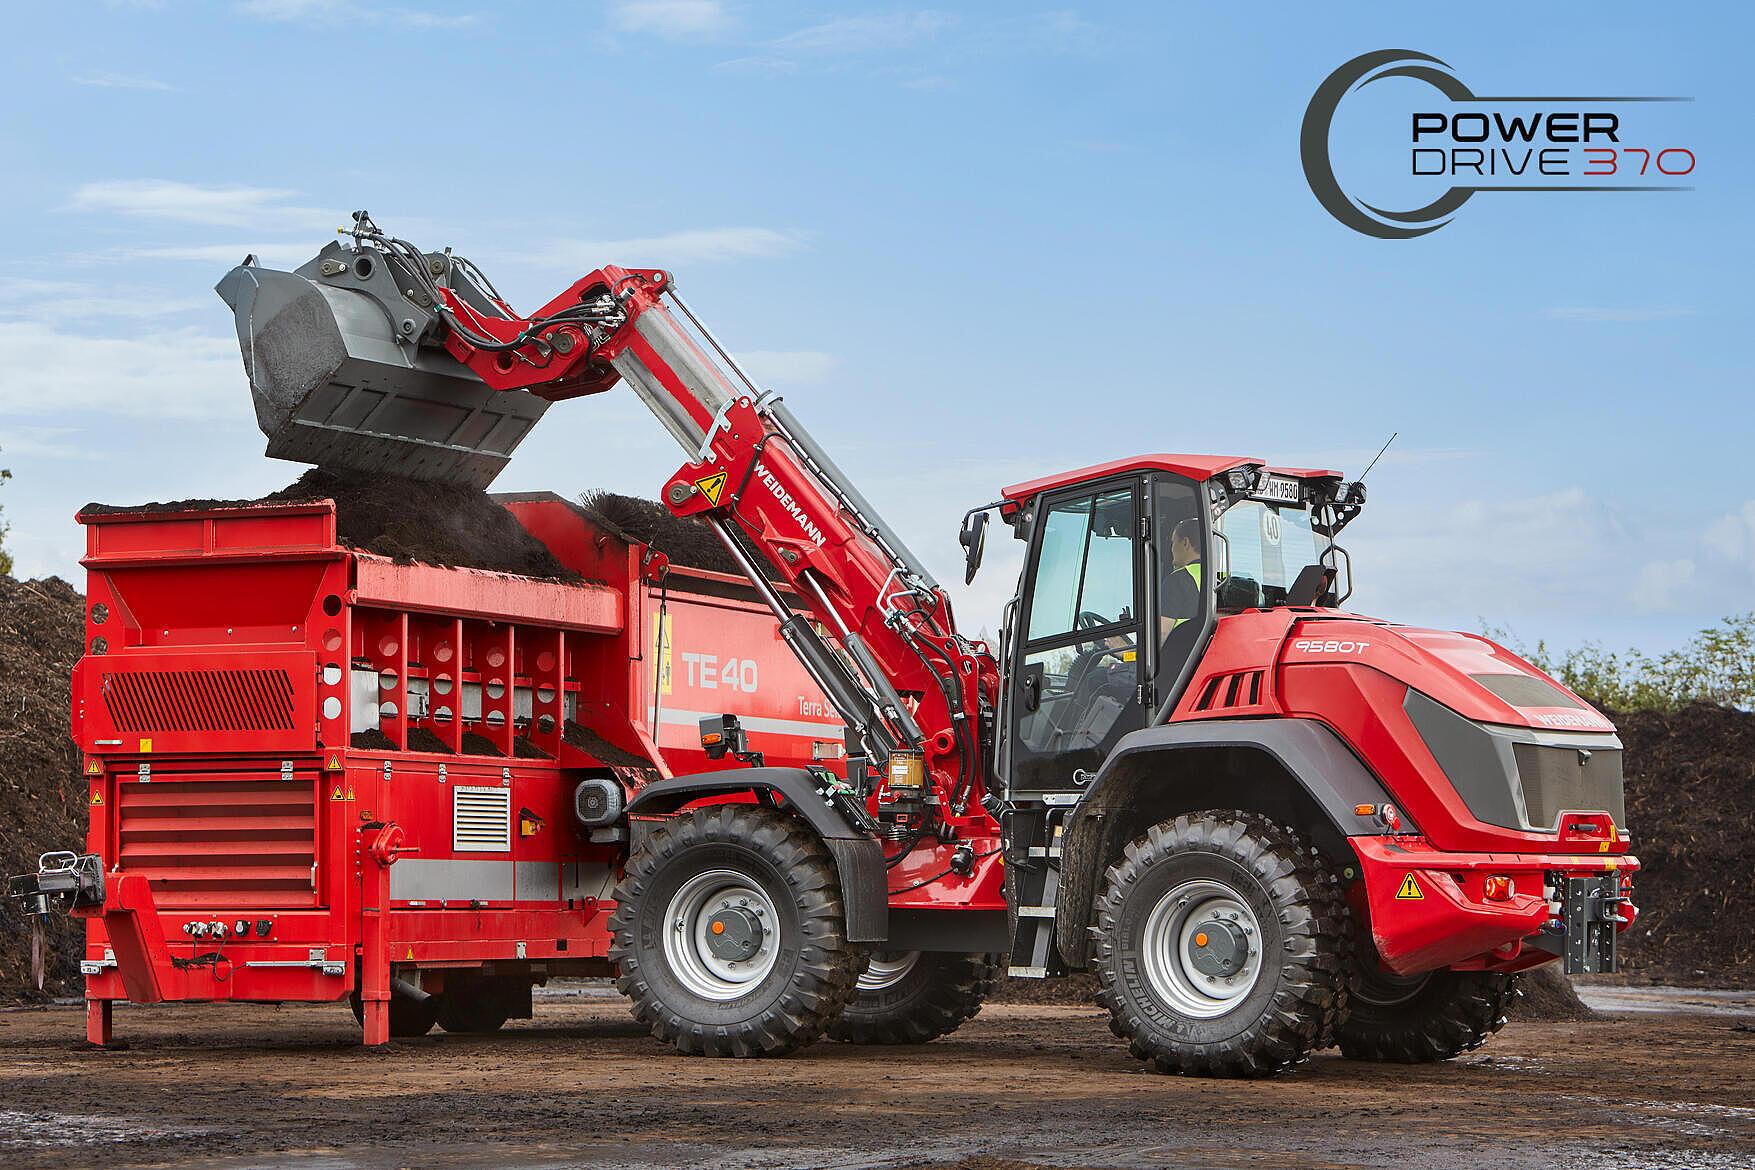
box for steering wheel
[1075,610,1110,632]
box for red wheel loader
[13,212,1635,1075]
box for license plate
[1254,474,1303,504]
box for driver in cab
[1159,518,1202,644]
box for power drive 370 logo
[1302,50,1693,238]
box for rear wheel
[828,951,998,1045]
[1092,812,1350,1078]
[436,973,522,1034]
[1336,956,1517,1063]
[609,804,863,1057]
[349,988,441,1038]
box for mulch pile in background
[0,576,88,1001]
[1608,702,1755,982]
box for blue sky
[1,2,1749,655]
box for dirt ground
[0,989,1749,1170]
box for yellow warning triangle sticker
[85,759,102,775]
[694,469,728,506]
[1395,873,1424,900]
[405,946,414,960]
[331,785,346,801]
[89,790,103,806]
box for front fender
[626,767,887,943]
[1055,718,1393,965]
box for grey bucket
[215,247,550,490]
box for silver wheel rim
[1140,878,1264,1019]
[662,868,780,1001]
[857,951,921,993]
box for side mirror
[959,510,990,585]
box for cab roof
[1000,455,1342,505]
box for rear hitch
[7,851,106,917]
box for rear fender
[1055,719,1392,966]
[626,767,887,943]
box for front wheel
[608,804,863,1057]
[828,951,998,1045]
[1336,955,1517,1063]
[1092,812,1351,1078]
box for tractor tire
[1092,811,1351,1078]
[609,804,863,1057]
[436,974,521,1034]
[827,951,998,1045]
[1336,960,1518,1063]
[349,988,441,1038]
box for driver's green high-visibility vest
[1168,561,1202,629]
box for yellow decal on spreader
[85,759,102,775]
[1395,873,1424,900]
[406,946,414,960]
[89,790,103,806]
[139,738,152,753]
[694,469,728,506]
[331,785,346,801]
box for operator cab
[990,456,1365,797]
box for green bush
[1488,614,1755,711]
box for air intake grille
[453,786,511,852]
[116,772,317,908]
[102,668,296,733]
[1513,742,1627,831]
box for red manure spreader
[15,213,1635,1075]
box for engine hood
[1283,616,1615,734]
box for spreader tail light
[1483,875,1515,902]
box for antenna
[1358,432,1397,482]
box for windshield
[1215,501,1332,608]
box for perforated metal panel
[452,786,511,853]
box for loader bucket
[215,258,550,489]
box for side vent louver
[452,786,511,853]
[1194,670,1265,712]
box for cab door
[1006,478,1148,797]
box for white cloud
[235,0,475,27]
[1542,307,1695,323]
[1348,485,1635,623]
[0,321,242,420]
[92,242,323,267]
[1629,558,1695,612]
[68,180,334,232]
[735,350,836,386]
[514,227,807,268]
[611,0,729,38]
[0,278,206,322]
[0,425,101,461]
[71,71,176,92]
[1704,500,1755,578]
[713,55,798,76]
[773,11,955,55]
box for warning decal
[694,469,728,506]
[89,790,102,806]
[1395,873,1424,900]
